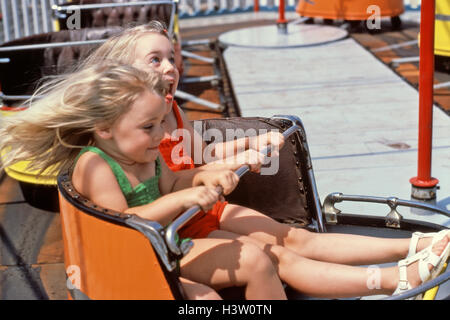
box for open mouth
[165,93,174,104]
[165,79,176,104]
[166,78,176,94]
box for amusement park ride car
[0,0,448,300]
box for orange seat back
[57,174,183,300]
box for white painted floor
[221,22,450,224]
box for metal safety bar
[323,192,450,228]
[434,81,450,90]
[0,90,224,110]
[174,90,223,111]
[165,117,309,256]
[181,75,220,84]
[0,39,107,52]
[52,0,176,35]
[125,215,177,272]
[0,93,35,101]
[52,0,174,11]
[1,0,177,44]
[390,56,420,65]
[384,270,450,300]
[181,50,215,64]
[372,40,419,53]
[181,38,214,47]
[177,0,297,18]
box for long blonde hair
[0,62,168,176]
[80,20,170,68]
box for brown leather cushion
[197,117,314,226]
[0,27,121,102]
[57,0,172,30]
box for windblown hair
[0,62,168,176]
[80,20,170,68]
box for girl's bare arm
[73,153,219,226]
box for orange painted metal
[58,192,176,300]
[296,0,404,20]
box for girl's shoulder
[72,148,129,211]
[72,150,118,194]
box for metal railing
[0,0,177,44]
[0,0,299,44]
[1,1,424,44]
[0,0,62,43]
[178,0,298,18]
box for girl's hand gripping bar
[165,121,300,256]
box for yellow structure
[1,108,58,186]
[435,0,450,57]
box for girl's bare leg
[180,238,287,300]
[219,204,443,265]
[179,277,223,300]
[209,230,449,298]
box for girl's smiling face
[100,89,167,165]
[133,33,179,97]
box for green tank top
[75,146,162,208]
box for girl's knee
[180,277,222,300]
[240,242,277,276]
[285,227,314,248]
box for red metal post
[276,0,288,34]
[254,0,259,12]
[277,0,287,24]
[410,0,439,197]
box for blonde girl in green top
[1,61,449,300]
[0,62,284,300]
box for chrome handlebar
[165,119,301,256]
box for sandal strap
[432,230,450,246]
[397,261,410,291]
[398,248,434,289]
[408,232,424,258]
[418,251,433,283]
[407,230,449,258]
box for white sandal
[394,237,450,300]
[407,230,450,258]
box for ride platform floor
[185,11,450,221]
[0,11,449,300]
